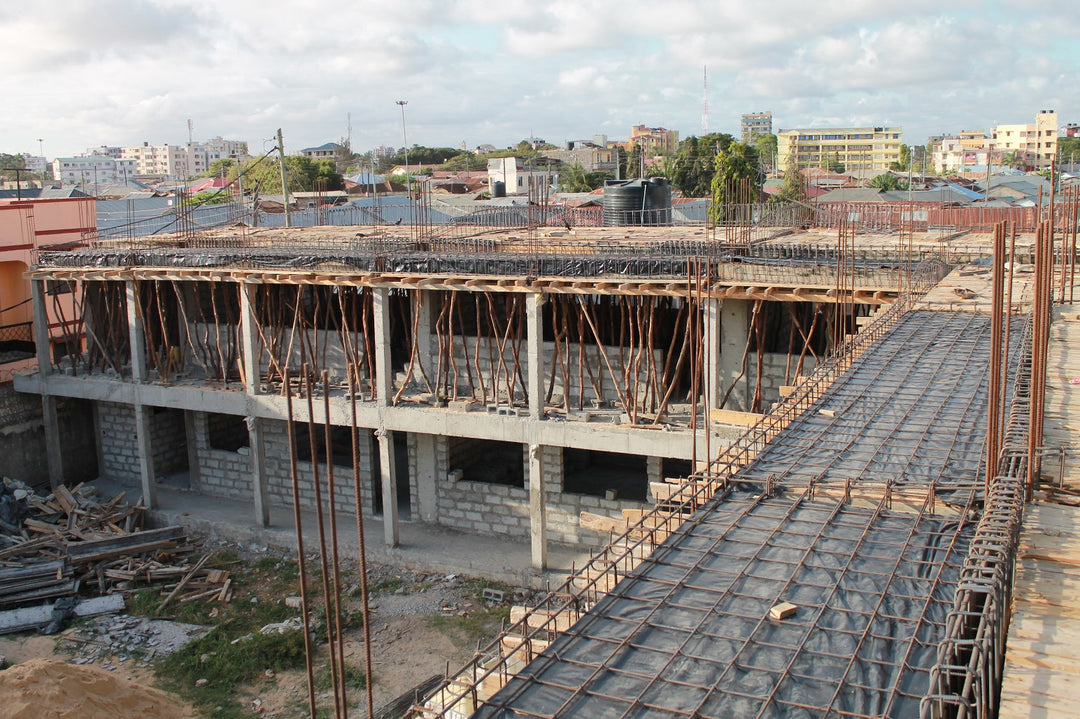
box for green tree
[665,133,736,197]
[709,142,761,222]
[825,153,845,173]
[1000,151,1024,169]
[1058,137,1080,168]
[625,143,644,179]
[188,190,233,205]
[240,156,343,195]
[755,134,778,175]
[870,173,908,191]
[557,163,612,192]
[889,144,912,172]
[204,158,235,178]
[774,152,808,204]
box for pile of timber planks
[0,480,229,609]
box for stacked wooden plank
[0,481,230,609]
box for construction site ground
[0,534,542,718]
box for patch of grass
[430,606,511,646]
[463,578,514,603]
[367,577,407,595]
[314,660,369,691]
[158,623,306,717]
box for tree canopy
[234,155,344,195]
[558,163,612,193]
[774,152,808,204]
[375,145,468,173]
[667,133,736,197]
[871,173,908,191]
[709,142,761,222]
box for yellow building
[991,110,1057,169]
[776,126,902,177]
[629,125,680,156]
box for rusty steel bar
[285,368,319,719]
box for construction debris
[0,478,230,618]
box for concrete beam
[528,442,547,570]
[16,371,738,460]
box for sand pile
[0,658,194,718]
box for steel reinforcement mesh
[476,310,1012,718]
[734,311,1025,497]
[478,492,972,719]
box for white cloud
[2,0,1076,158]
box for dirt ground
[0,547,529,718]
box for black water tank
[492,180,506,198]
[603,178,672,226]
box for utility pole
[396,100,410,199]
[277,128,291,228]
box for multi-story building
[299,143,340,161]
[992,110,1057,169]
[114,138,249,180]
[629,126,680,156]
[51,157,137,188]
[120,143,191,179]
[487,157,558,195]
[540,143,618,174]
[741,112,773,144]
[776,126,902,177]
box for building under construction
[13,185,1080,718]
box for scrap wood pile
[0,479,232,613]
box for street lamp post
[396,100,409,200]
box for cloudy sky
[4,1,1077,160]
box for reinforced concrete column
[240,283,270,527]
[413,433,438,523]
[32,280,63,488]
[377,429,399,547]
[719,298,752,412]
[126,281,156,508]
[528,442,547,570]
[373,288,394,406]
[414,290,435,387]
[705,298,723,410]
[526,293,545,420]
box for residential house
[629,126,680,156]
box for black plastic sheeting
[477,311,1008,718]
[734,311,1026,503]
[479,494,971,719]
[36,246,903,283]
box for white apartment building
[52,156,137,188]
[117,138,250,180]
[991,110,1057,169]
[930,112,1059,172]
[487,157,558,195]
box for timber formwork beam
[26,267,898,304]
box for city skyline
[3,1,1077,159]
